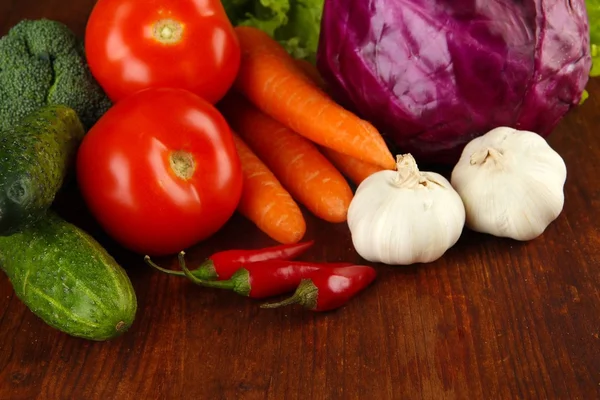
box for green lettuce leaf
[588,0,600,76]
[221,0,324,63]
[580,1,599,104]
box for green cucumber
[0,211,137,341]
[0,104,85,235]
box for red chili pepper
[260,265,377,311]
[208,240,315,272]
[148,251,353,299]
[144,240,314,280]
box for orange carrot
[232,26,396,170]
[220,93,354,223]
[231,131,306,244]
[319,147,384,186]
[292,58,386,186]
[293,58,328,89]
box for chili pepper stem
[260,279,318,310]
[144,254,218,280]
[178,251,222,286]
[144,255,185,276]
[178,251,252,296]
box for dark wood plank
[0,2,599,399]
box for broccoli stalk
[0,19,112,131]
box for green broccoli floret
[0,19,112,131]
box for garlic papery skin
[347,154,466,265]
[450,127,567,241]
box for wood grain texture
[1,2,599,399]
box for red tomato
[76,88,243,256]
[85,0,240,104]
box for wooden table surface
[1,2,599,399]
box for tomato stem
[153,19,183,44]
[170,150,195,180]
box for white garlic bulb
[450,126,567,241]
[347,154,466,265]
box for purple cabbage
[316,0,592,164]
